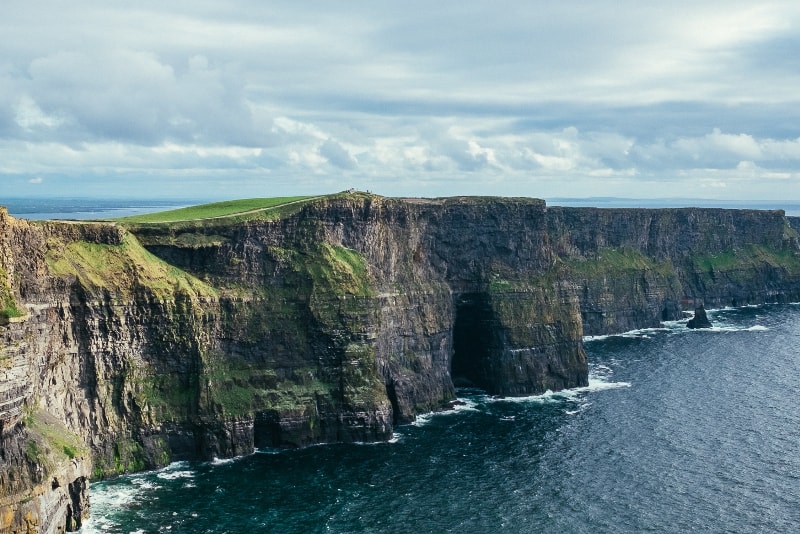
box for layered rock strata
[547,207,800,334]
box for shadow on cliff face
[451,293,495,392]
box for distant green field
[117,196,315,223]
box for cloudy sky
[3,1,800,201]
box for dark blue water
[82,305,800,533]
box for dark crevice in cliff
[451,293,495,393]
[384,381,402,425]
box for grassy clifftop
[118,196,316,224]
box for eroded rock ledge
[2,193,800,531]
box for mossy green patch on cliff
[22,410,87,468]
[307,244,375,298]
[339,343,386,409]
[487,268,561,295]
[93,438,147,479]
[691,244,800,275]
[125,364,199,423]
[563,247,678,279]
[45,232,216,299]
[198,351,334,417]
[0,266,23,323]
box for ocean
[0,199,193,220]
[81,304,800,533]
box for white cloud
[15,95,64,130]
[28,176,43,184]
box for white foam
[579,378,632,392]
[583,334,611,342]
[87,482,141,510]
[585,326,671,342]
[410,396,481,426]
[209,456,237,466]
[623,327,669,338]
[588,314,773,339]
[156,469,195,481]
[589,364,614,379]
[695,324,770,333]
[565,402,592,415]
[410,411,436,427]
[129,478,160,491]
[485,389,570,404]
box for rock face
[1,193,800,531]
[547,207,800,335]
[686,305,713,329]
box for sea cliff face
[2,194,800,532]
[548,207,800,334]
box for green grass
[23,410,87,467]
[564,247,677,278]
[0,266,24,322]
[308,244,375,297]
[692,244,800,274]
[117,196,315,223]
[45,232,217,299]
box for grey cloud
[24,50,260,146]
[319,139,357,170]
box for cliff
[548,207,800,334]
[1,193,799,532]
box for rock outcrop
[686,305,713,329]
[1,193,800,532]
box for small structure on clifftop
[686,305,713,329]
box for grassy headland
[117,196,316,224]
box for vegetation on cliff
[690,244,800,275]
[0,266,23,324]
[117,196,315,223]
[44,231,216,300]
[23,410,87,466]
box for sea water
[2,198,192,220]
[80,304,800,533]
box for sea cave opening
[451,293,495,392]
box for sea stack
[687,305,713,329]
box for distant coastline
[1,198,198,220]
[3,196,800,220]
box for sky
[2,1,800,202]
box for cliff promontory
[2,193,799,532]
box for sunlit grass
[117,196,314,223]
